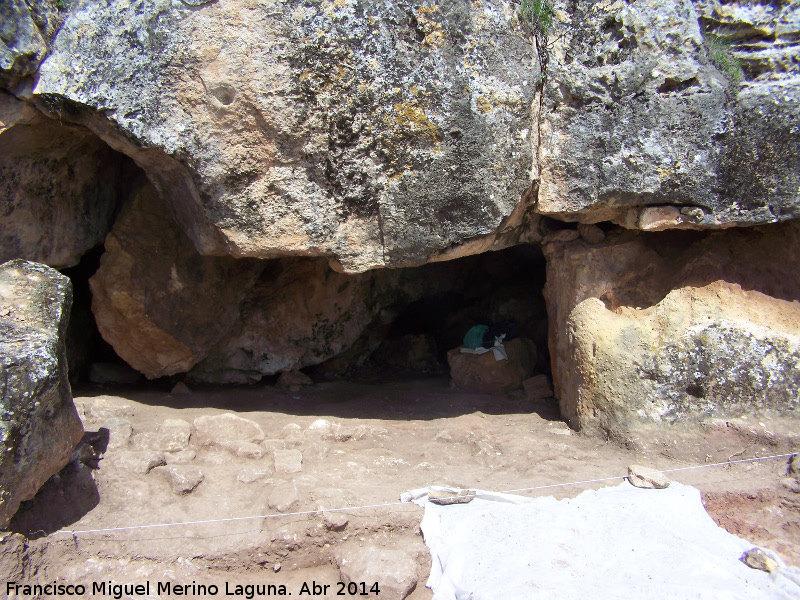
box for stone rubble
[274,450,303,475]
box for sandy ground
[7,377,800,599]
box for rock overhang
[30,0,540,272]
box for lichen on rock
[31,0,540,272]
[0,259,83,528]
[536,0,800,229]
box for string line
[56,452,796,537]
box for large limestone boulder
[32,0,540,272]
[89,179,263,379]
[0,259,83,527]
[0,0,795,283]
[537,0,800,228]
[544,222,800,431]
[0,92,127,268]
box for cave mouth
[310,244,550,385]
[18,105,551,395]
[61,244,140,387]
[0,99,156,388]
[65,241,551,398]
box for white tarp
[407,483,800,600]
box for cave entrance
[61,244,142,387]
[0,98,148,387]
[312,244,551,395]
[5,106,552,400]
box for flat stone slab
[335,545,418,600]
[152,465,204,495]
[627,465,671,489]
[274,449,303,474]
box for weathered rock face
[30,0,539,272]
[0,0,60,90]
[0,259,83,527]
[0,93,127,268]
[537,0,800,228]
[544,222,800,431]
[188,259,384,383]
[89,179,263,379]
[2,0,798,281]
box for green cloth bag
[463,325,489,350]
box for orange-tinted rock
[89,179,262,378]
[447,338,537,395]
[544,223,800,432]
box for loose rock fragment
[281,423,303,441]
[277,371,313,390]
[780,477,800,494]
[112,451,166,474]
[447,338,537,394]
[262,439,287,453]
[165,449,196,465]
[627,465,671,489]
[152,465,204,495]
[192,413,266,449]
[578,223,605,244]
[237,467,272,484]
[274,449,303,474]
[268,481,300,513]
[227,440,263,460]
[428,489,477,505]
[543,229,581,244]
[317,501,349,531]
[307,419,333,433]
[103,418,133,449]
[741,548,780,573]
[171,382,192,395]
[135,419,191,452]
[335,546,418,600]
[87,396,134,421]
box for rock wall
[0,0,797,433]
[0,93,127,268]
[544,222,800,432]
[2,0,798,264]
[537,0,800,228]
[0,260,83,527]
[26,0,539,272]
[89,179,263,379]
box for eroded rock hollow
[0,0,797,436]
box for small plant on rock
[517,0,557,86]
[705,33,743,86]
[519,0,555,37]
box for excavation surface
[10,378,800,598]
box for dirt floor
[5,376,800,599]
